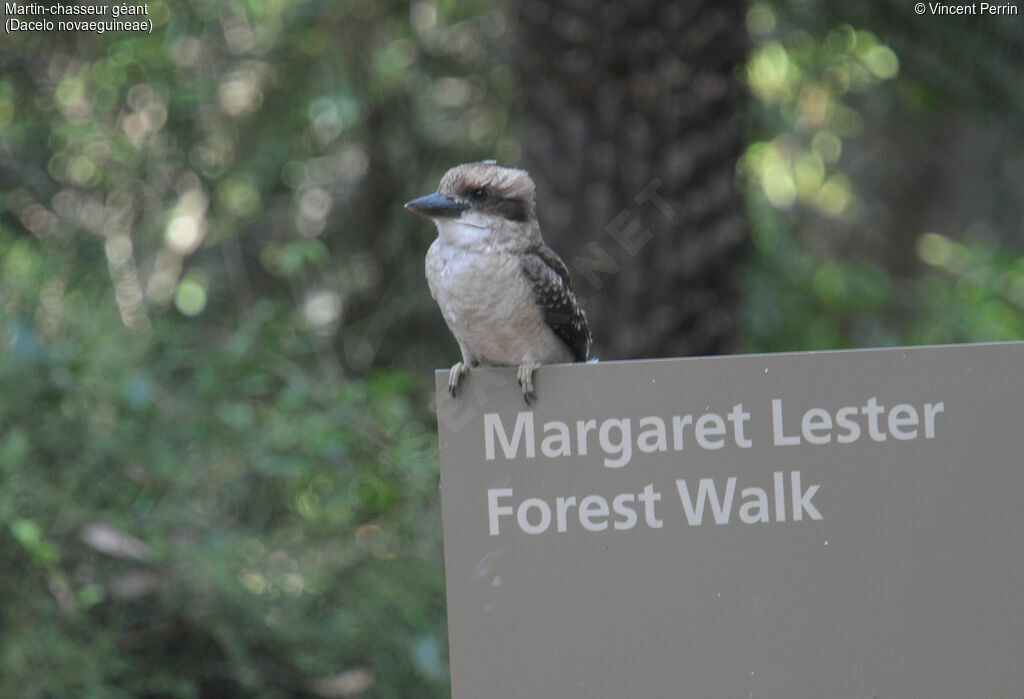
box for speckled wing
[520,243,591,362]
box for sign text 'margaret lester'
[484,397,945,467]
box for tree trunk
[511,0,749,360]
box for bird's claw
[517,362,539,405]
[448,361,471,398]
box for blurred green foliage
[739,2,1024,353]
[1,0,516,695]
[0,241,447,696]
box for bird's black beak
[404,192,469,219]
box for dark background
[1,0,1021,695]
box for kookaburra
[405,161,591,403]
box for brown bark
[511,0,750,359]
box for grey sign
[435,342,1024,698]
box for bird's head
[405,161,540,249]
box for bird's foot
[448,361,471,398]
[516,361,540,405]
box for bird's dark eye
[470,188,487,201]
